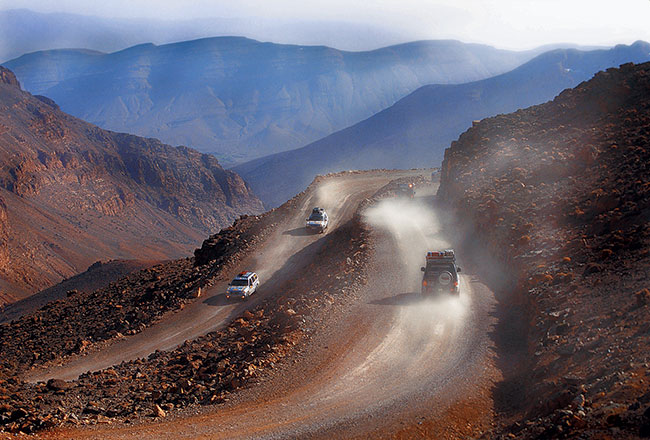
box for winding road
[42,170,498,439]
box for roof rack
[426,249,455,260]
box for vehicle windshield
[308,213,324,221]
[425,262,455,274]
[230,279,249,286]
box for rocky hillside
[438,62,650,438]
[235,41,650,207]
[0,67,262,300]
[0,171,374,435]
[3,38,539,165]
[0,259,160,324]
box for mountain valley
[0,66,262,300]
[0,7,648,438]
[3,38,541,164]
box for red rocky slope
[0,67,263,301]
[0,259,161,324]
[439,62,650,438]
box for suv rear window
[425,263,455,273]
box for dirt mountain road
[42,171,498,439]
[25,170,424,383]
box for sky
[1,0,650,50]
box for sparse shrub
[583,262,604,275]
[529,272,554,285]
[521,222,534,233]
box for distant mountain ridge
[0,66,262,299]
[0,8,429,61]
[234,42,650,207]
[3,37,541,164]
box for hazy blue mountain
[4,37,540,165]
[233,41,650,207]
[0,8,414,62]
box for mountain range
[0,8,430,62]
[0,66,262,301]
[234,41,650,207]
[3,37,542,165]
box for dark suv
[420,250,461,296]
[396,183,415,198]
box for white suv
[306,207,329,233]
[226,271,259,300]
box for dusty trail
[25,171,421,383]
[47,174,498,439]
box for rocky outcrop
[0,66,19,87]
[439,62,650,438]
[0,67,263,298]
[194,216,259,267]
[0,195,8,241]
[0,195,9,300]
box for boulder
[46,378,71,391]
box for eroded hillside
[0,170,418,436]
[0,67,263,300]
[439,61,650,438]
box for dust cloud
[316,179,345,212]
[364,197,447,291]
[363,195,469,359]
[254,178,346,281]
[261,190,475,417]
[306,195,472,408]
